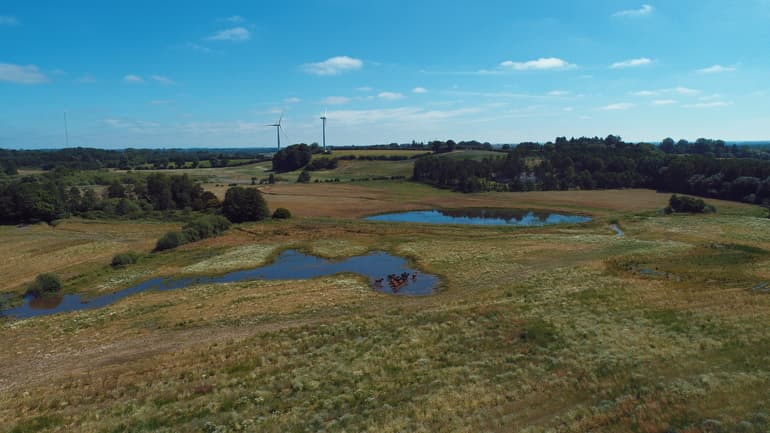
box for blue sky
[2,0,770,149]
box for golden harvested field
[2,186,769,433]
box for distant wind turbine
[64,111,69,147]
[320,108,327,151]
[266,112,284,151]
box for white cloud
[613,4,654,17]
[601,102,634,111]
[683,101,731,108]
[378,92,405,100]
[302,56,363,75]
[220,15,244,23]
[412,87,428,94]
[75,75,96,84]
[207,27,250,41]
[697,64,737,74]
[499,57,575,71]
[284,97,301,104]
[0,16,19,26]
[321,96,351,105]
[672,86,699,95]
[123,74,144,83]
[151,75,174,85]
[0,63,48,84]
[185,43,216,54]
[653,99,677,105]
[327,107,480,125]
[610,57,652,69]
[356,86,372,92]
[563,107,574,112]
[547,90,569,96]
[633,90,658,96]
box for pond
[0,250,438,320]
[365,208,592,226]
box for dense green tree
[222,187,269,223]
[272,144,312,172]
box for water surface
[366,208,591,226]
[1,250,437,320]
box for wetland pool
[366,208,592,226]
[1,250,438,319]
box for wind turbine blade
[279,111,284,125]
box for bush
[182,214,231,241]
[27,273,62,296]
[155,231,190,251]
[297,170,311,183]
[111,252,141,267]
[222,187,270,223]
[665,194,716,214]
[272,208,292,219]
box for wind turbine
[266,113,284,151]
[320,108,327,151]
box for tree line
[0,147,270,171]
[413,135,770,204]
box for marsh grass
[1,189,770,432]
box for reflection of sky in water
[366,209,591,226]
[1,251,438,320]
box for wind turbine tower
[320,108,327,151]
[266,113,283,151]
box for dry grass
[0,219,175,293]
[1,186,769,433]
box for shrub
[27,273,62,296]
[155,231,190,251]
[665,194,716,214]
[297,170,311,183]
[182,215,232,241]
[222,187,270,223]
[111,252,141,267]
[272,208,292,219]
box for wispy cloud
[499,57,575,71]
[123,74,144,83]
[150,100,174,105]
[412,87,427,94]
[547,90,569,96]
[206,27,250,41]
[327,107,481,125]
[633,90,658,96]
[356,86,372,92]
[601,102,634,111]
[683,101,731,108]
[613,4,654,17]
[0,15,19,26]
[151,75,174,85]
[284,97,301,104]
[378,92,405,101]
[302,56,363,76]
[610,57,652,69]
[672,86,699,95]
[321,96,351,105]
[653,99,677,105]
[185,43,216,54]
[0,63,48,84]
[220,15,244,23]
[75,75,96,84]
[697,64,737,74]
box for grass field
[2,182,770,433]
